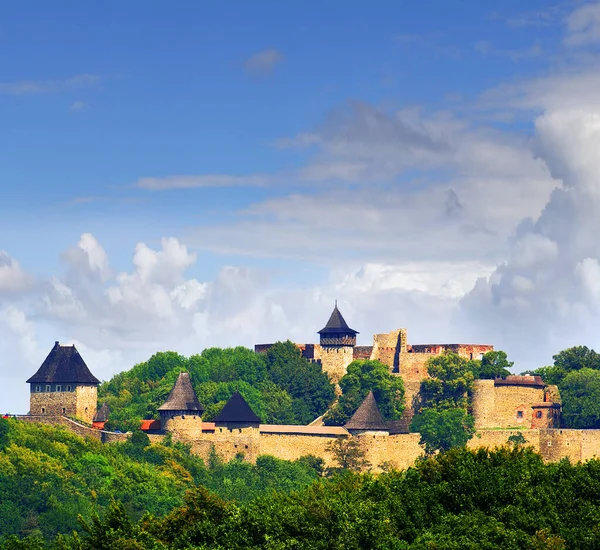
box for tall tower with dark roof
[317,302,359,384]
[26,341,100,424]
[158,372,204,439]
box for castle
[21,305,599,471]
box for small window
[548,441,552,446]
[55,385,61,392]
[536,411,542,419]
[41,408,46,414]
[35,385,41,393]
[66,385,72,392]
[181,415,185,419]
[470,353,473,360]
[62,408,66,414]
[517,411,523,418]
[45,385,51,392]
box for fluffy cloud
[0,251,32,293]
[244,49,283,76]
[459,107,600,369]
[565,1,600,46]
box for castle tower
[214,391,261,433]
[317,302,358,383]
[158,372,204,439]
[26,341,100,424]
[344,391,389,435]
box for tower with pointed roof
[344,391,389,435]
[26,341,100,424]
[214,391,261,433]
[158,372,204,439]
[317,302,359,384]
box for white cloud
[244,49,283,76]
[0,251,32,293]
[137,173,270,190]
[565,1,600,46]
[70,100,88,111]
[0,74,100,95]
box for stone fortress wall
[23,318,600,472]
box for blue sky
[3,0,600,412]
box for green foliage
[560,368,600,429]
[0,420,320,543]
[100,343,336,430]
[326,438,370,472]
[527,346,600,429]
[508,433,528,447]
[411,408,475,455]
[553,345,600,372]
[472,350,513,379]
[412,352,476,454]
[18,446,600,549]
[419,352,474,411]
[323,360,405,425]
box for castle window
[41,408,45,413]
[35,385,41,393]
[45,385,51,392]
[517,411,523,418]
[62,408,66,414]
[66,385,72,392]
[536,411,542,419]
[181,415,185,419]
[55,385,61,392]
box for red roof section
[140,419,161,431]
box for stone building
[157,372,204,440]
[26,341,100,424]
[472,376,561,430]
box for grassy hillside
[0,418,320,541]
[6,444,600,549]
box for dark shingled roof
[345,391,388,431]
[214,392,261,424]
[26,342,100,385]
[158,373,204,413]
[93,402,110,423]
[318,303,358,335]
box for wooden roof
[158,373,204,413]
[214,392,261,424]
[93,402,110,422]
[345,391,388,431]
[318,303,358,335]
[259,424,349,435]
[26,341,100,385]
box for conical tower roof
[318,302,358,335]
[214,392,261,424]
[344,391,388,431]
[26,341,100,385]
[158,372,204,413]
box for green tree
[472,350,513,379]
[326,438,370,472]
[410,408,475,455]
[263,341,336,424]
[419,352,474,411]
[507,433,528,447]
[560,368,600,428]
[323,360,405,426]
[553,346,600,372]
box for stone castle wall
[17,415,129,443]
[317,346,355,384]
[75,386,98,424]
[29,385,97,424]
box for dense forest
[4,444,600,549]
[0,418,322,542]
[99,341,337,431]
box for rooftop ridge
[158,372,204,413]
[345,391,388,431]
